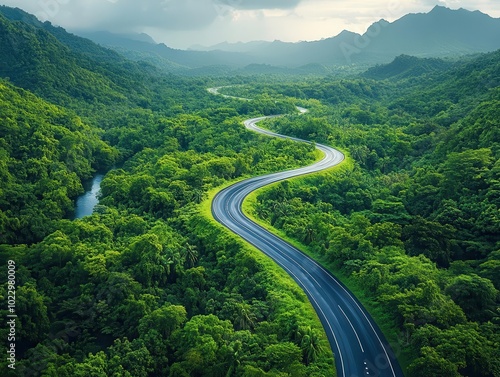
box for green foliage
[242,49,500,376]
[2,7,499,376]
[445,274,498,322]
[363,55,454,80]
[0,80,118,243]
[0,11,330,375]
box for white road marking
[210,88,400,377]
[338,305,365,353]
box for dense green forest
[0,5,499,377]
[0,79,118,244]
[236,50,500,376]
[0,9,333,376]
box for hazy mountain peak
[364,19,390,34]
[133,33,156,44]
[2,4,499,73]
[0,5,44,27]
[429,5,492,18]
[430,4,450,12]
[76,30,157,46]
[337,29,360,37]
[428,5,472,14]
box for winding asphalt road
[211,105,404,376]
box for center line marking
[338,305,364,353]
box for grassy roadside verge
[199,171,337,375]
[199,144,324,220]
[241,153,413,373]
[197,146,340,374]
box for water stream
[72,174,104,219]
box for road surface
[211,110,404,377]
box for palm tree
[183,242,198,268]
[192,189,205,204]
[299,326,324,365]
[234,303,256,331]
[255,203,269,220]
[304,226,315,244]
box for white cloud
[0,0,498,48]
[217,0,302,10]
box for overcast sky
[1,0,499,48]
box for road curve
[211,112,404,377]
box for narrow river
[72,174,104,219]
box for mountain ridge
[186,5,500,64]
[1,5,499,74]
[77,5,500,72]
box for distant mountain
[124,32,157,44]
[77,30,252,70]
[361,6,500,59]
[225,6,500,67]
[363,55,455,80]
[84,6,500,71]
[2,5,500,74]
[190,40,270,53]
[77,31,157,49]
[237,30,363,66]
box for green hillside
[0,9,335,376]
[0,8,162,115]
[234,49,500,376]
[0,79,117,244]
[0,5,498,377]
[363,55,454,80]
[0,14,125,106]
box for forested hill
[0,7,338,376]
[0,5,129,63]
[375,49,500,118]
[226,49,499,377]
[362,55,454,80]
[0,8,157,111]
[0,79,118,244]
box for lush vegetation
[240,51,500,376]
[1,5,499,376]
[0,79,118,244]
[0,8,334,377]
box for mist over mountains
[72,5,500,74]
[1,5,500,75]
